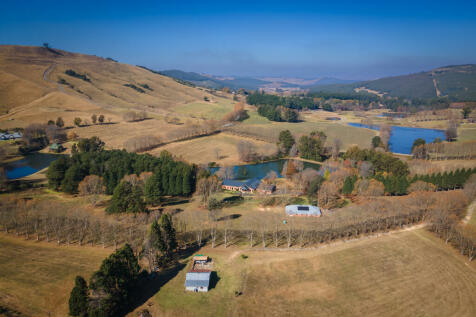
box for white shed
[285,205,321,217]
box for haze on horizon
[1,0,476,80]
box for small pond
[209,159,321,180]
[348,123,446,154]
[3,153,61,179]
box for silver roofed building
[285,205,321,217]
[185,271,211,292]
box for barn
[185,271,211,292]
[285,205,321,217]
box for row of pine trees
[342,168,476,196]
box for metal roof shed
[285,205,321,217]
[185,271,211,292]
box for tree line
[343,146,410,176]
[69,214,177,316]
[340,165,476,196]
[47,138,196,213]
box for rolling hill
[311,64,476,100]
[158,69,355,91]
[158,69,272,90]
[0,45,216,128]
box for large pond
[348,123,446,154]
[3,153,60,179]
[209,159,321,180]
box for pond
[348,123,446,154]
[3,153,61,179]
[209,159,321,180]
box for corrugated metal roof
[185,272,211,288]
[222,178,261,190]
[285,205,321,216]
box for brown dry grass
[0,234,111,316]
[151,133,278,165]
[134,229,476,317]
[0,45,218,128]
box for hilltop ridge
[311,64,476,100]
[0,45,215,127]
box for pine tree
[342,176,354,195]
[160,214,177,255]
[397,176,409,195]
[69,276,89,317]
[144,174,162,205]
[182,167,192,195]
[441,173,448,190]
[151,220,166,254]
[174,168,183,195]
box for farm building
[285,205,321,217]
[257,184,276,195]
[49,143,64,153]
[0,132,22,140]
[185,272,211,292]
[221,178,261,193]
[185,255,213,292]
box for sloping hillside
[0,45,216,127]
[311,64,476,100]
[159,69,272,90]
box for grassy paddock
[135,229,476,317]
[0,234,111,316]
[151,133,278,166]
[235,117,377,150]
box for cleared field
[235,117,377,150]
[69,119,181,149]
[0,234,111,316]
[458,123,476,142]
[135,229,476,317]
[151,133,278,165]
[174,100,235,120]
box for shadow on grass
[222,195,244,207]
[125,263,186,316]
[161,199,190,207]
[209,271,220,290]
[217,214,241,221]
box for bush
[123,111,147,122]
[124,83,145,93]
[65,69,91,82]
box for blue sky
[1,0,475,79]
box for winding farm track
[43,64,55,82]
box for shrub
[65,69,91,82]
[123,111,147,122]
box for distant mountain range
[157,65,476,101]
[311,64,476,100]
[157,69,355,92]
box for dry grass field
[151,133,278,165]
[69,119,181,149]
[0,45,216,128]
[458,123,476,142]
[0,45,379,166]
[0,234,111,316]
[233,118,377,150]
[132,229,476,317]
